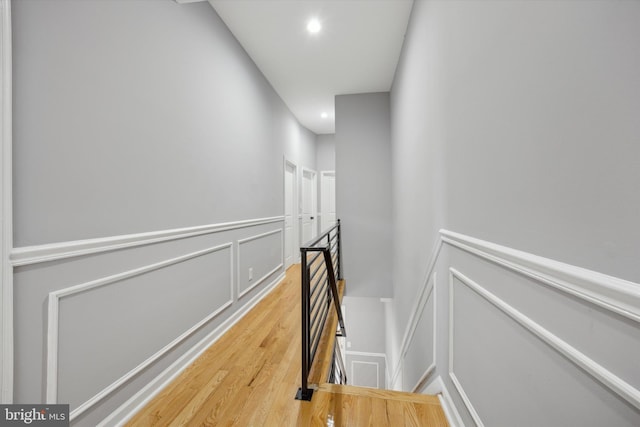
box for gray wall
[316,133,336,171]
[11,0,316,425]
[13,0,317,246]
[335,93,392,298]
[389,0,640,425]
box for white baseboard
[429,376,465,427]
[411,362,435,393]
[98,271,285,427]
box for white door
[300,169,317,245]
[320,171,336,232]
[284,161,297,268]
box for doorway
[300,168,317,245]
[284,159,297,268]
[320,171,336,232]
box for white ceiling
[206,0,414,135]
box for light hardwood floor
[126,264,448,426]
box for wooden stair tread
[319,383,442,405]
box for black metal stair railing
[328,339,347,385]
[296,219,346,401]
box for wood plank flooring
[126,264,448,427]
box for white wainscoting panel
[390,239,442,389]
[237,229,284,299]
[47,242,234,420]
[392,229,640,399]
[352,361,380,389]
[448,269,486,427]
[98,269,285,427]
[448,267,640,427]
[346,351,387,389]
[410,272,437,393]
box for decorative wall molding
[391,228,640,398]
[390,359,403,391]
[447,269,487,427]
[411,272,438,394]
[390,239,441,390]
[411,363,435,394]
[441,229,640,324]
[425,376,465,427]
[237,229,284,299]
[398,239,442,359]
[346,350,388,387]
[449,267,640,420]
[46,243,234,421]
[98,270,285,427]
[11,216,284,267]
[0,0,12,403]
[345,350,387,358]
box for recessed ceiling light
[321,112,328,119]
[307,18,322,34]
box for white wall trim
[448,269,485,427]
[345,350,387,358]
[390,239,442,389]
[237,229,284,299]
[98,270,285,427]
[448,373,484,427]
[441,229,640,324]
[46,243,234,420]
[387,230,640,424]
[425,376,465,427]
[411,271,438,394]
[0,0,12,404]
[346,350,388,387]
[450,267,640,415]
[411,363,435,394]
[299,167,318,245]
[390,359,403,391]
[319,170,336,233]
[351,360,380,389]
[391,229,640,397]
[11,216,284,267]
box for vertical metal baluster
[337,219,343,280]
[296,248,314,400]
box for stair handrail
[296,219,346,401]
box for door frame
[319,170,336,233]
[300,167,317,246]
[283,157,298,268]
[1,0,13,403]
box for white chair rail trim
[441,229,640,324]
[11,216,284,267]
